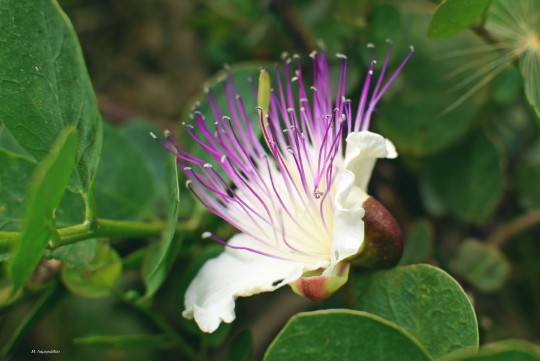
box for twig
[487,209,540,247]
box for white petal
[344,131,397,191]
[183,233,327,333]
[329,131,397,269]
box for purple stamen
[153,46,411,260]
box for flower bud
[353,196,403,269]
[289,263,350,302]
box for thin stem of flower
[487,209,540,247]
[0,217,199,252]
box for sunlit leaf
[9,127,78,295]
[0,0,102,193]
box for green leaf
[55,189,86,227]
[94,123,157,221]
[227,330,252,361]
[0,0,103,193]
[356,264,478,360]
[423,133,504,223]
[48,239,97,268]
[0,149,36,231]
[441,340,540,361]
[376,12,485,156]
[428,0,491,39]
[451,239,511,292]
[398,218,435,266]
[516,136,540,209]
[264,310,431,361]
[9,127,78,295]
[61,242,122,298]
[121,121,169,195]
[73,334,171,349]
[142,153,181,298]
[0,126,31,158]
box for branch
[0,217,198,252]
[487,209,540,247]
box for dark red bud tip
[290,263,350,302]
[353,196,403,269]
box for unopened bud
[290,263,350,302]
[353,196,403,269]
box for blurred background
[1,0,539,360]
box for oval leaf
[9,127,78,295]
[263,310,432,361]
[356,264,479,360]
[451,239,511,292]
[428,0,491,39]
[0,0,102,193]
[423,133,504,223]
[142,153,181,298]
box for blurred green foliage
[0,0,539,360]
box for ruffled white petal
[343,131,397,191]
[183,233,328,333]
[329,131,397,270]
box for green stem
[117,292,203,361]
[0,218,197,252]
[82,183,98,226]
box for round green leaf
[61,243,122,298]
[451,239,511,292]
[263,310,432,361]
[423,133,504,223]
[356,264,478,360]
